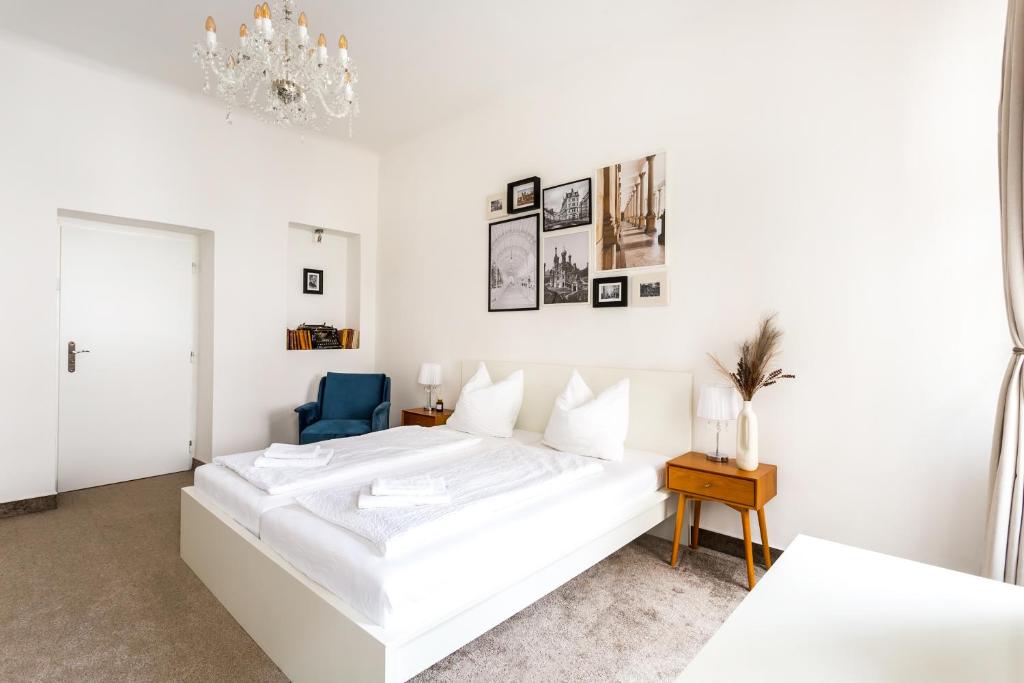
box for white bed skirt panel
[181,485,671,682]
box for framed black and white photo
[489,214,539,312]
[486,192,506,220]
[303,268,324,295]
[506,176,541,214]
[592,275,628,308]
[543,230,589,305]
[543,178,592,231]
[631,270,669,306]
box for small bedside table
[401,407,453,427]
[667,451,777,590]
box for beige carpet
[0,472,759,682]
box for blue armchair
[295,372,391,444]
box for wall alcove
[286,222,361,350]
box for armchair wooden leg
[756,507,772,569]
[690,500,701,549]
[670,494,686,567]
[740,509,756,590]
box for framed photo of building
[507,176,541,214]
[543,178,592,232]
[488,214,539,312]
[631,270,669,306]
[592,275,628,308]
[486,192,506,220]
[302,268,324,294]
[543,230,589,304]
[595,152,666,272]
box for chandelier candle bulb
[204,16,217,51]
[338,34,349,65]
[297,12,308,44]
[239,23,249,46]
[316,33,328,62]
[261,2,272,39]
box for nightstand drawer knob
[703,483,712,488]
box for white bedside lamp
[697,384,742,463]
[417,362,442,410]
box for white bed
[192,428,539,536]
[193,460,295,535]
[259,431,669,632]
[181,360,692,682]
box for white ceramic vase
[736,400,759,471]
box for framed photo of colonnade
[488,214,540,312]
[595,152,667,272]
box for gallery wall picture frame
[543,177,592,232]
[507,176,541,214]
[488,214,540,312]
[542,229,590,305]
[595,151,667,272]
[592,275,628,308]
[631,270,669,306]
[486,193,507,220]
[303,268,324,294]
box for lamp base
[705,452,729,463]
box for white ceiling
[0,0,679,151]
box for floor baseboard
[693,527,783,567]
[191,458,203,471]
[0,494,58,519]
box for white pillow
[543,371,629,461]
[446,363,524,438]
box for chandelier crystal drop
[193,0,358,134]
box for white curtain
[986,0,1024,585]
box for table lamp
[417,362,442,411]
[697,384,741,462]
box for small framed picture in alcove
[303,268,324,294]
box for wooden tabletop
[667,451,776,481]
[401,407,453,417]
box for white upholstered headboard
[459,360,692,455]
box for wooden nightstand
[666,451,777,590]
[400,407,453,427]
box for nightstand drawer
[403,412,439,427]
[667,467,755,506]
[400,408,453,427]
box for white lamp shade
[697,385,741,421]
[417,362,442,387]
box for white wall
[0,33,379,503]
[377,0,1008,572]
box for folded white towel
[357,492,452,509]
[370,475,447,497]
[254,451,333,468]
[264,443,324,460]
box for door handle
[68,341,90,373]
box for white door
[58,219,198,492]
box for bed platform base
[180,485,671,683]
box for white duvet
[294,443,603,555]
[213,426,481,495]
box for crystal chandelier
[194,1,358,134]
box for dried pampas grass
[710,314,796,401]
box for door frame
[55,210,210,491]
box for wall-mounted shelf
[286,326,360,350]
